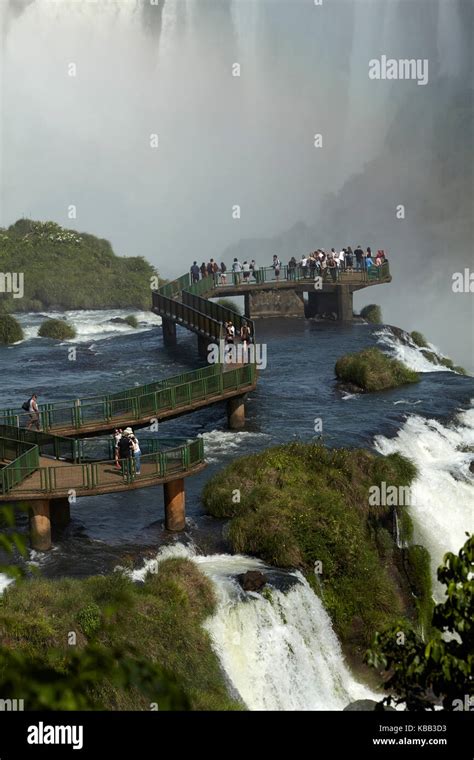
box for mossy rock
[410,331,428,348]
[360,304,382,323]
[0,314,24,344]
[124,314,138,328]
[38,318,76,340]
[335,347,419,392]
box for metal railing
[0,425,79,462]
[0,364,256,433]
[210,261,391,287]
[152,291,224,341]
[0,437,40,494]
[9,437,205,495]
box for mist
[0,0,472,369]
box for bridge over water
[0,260,390,551]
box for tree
[366,534,473,710]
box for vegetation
[124,314,138,328]
[202,442,427,658]
[335,347,419,392]
[0,558,240,710]
[367,535,473,711]
[38,318,76,340]
[0,314,24,344]
[410,331,428,348]
[0,219,158,312]
[215,298,241,315]
[360,304,382,324]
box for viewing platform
[0,426,205,550]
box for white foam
[374,402,474,591]
[375,327,463,374]
[15,309,162,344]
[198,429,270,463]
[0,573,14,596]
[126,545,377,710]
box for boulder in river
[343,699,396,711]
[237,570,267,591]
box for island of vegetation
[38,318,77,340]
[0,555,240,710]
[335,347,420,392]
[359,304,382,324]
[0,314,24,344]
[0,219,158,312]
[202,442,432,666]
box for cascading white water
[375,327,459,374]
[0,573,14,595]
[374,402,474,591]
[128,544,378,710]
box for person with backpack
[240,322,252,350]
[23,394,40,430]
[220,262,227,285]
[118,428,133,482]
[242,261,251,282]
[125,427,141,476]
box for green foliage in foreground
[335,347,420,392]
[0,314,24,344]
[202,442,424,657]
[0,219,158,312]
[215,298,242,315]
[410,331,428,348]
[360,304,382,324]
[367,535,473,710]
[0,558,241,710]
[38,318,76,340]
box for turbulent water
[375,405,474,591]
[0,314,473,709]
[128,544,377,710]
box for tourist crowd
[190,247,387,285]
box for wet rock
[343,699,396,712]
[237,570,267,591]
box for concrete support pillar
[227,395,245,430]
[50,497,71,531]
[197,334,211,359]
[337,285,353,322]
[162,317,177,347]
[163,478,186,531]
[244,293,251,318]
[29,500,52,552]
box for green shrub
[215,298,242,315]
[38,318,76,340]
[77,603,102,638]
[410,331,428,348]
[335,347,419,392]
[0,314,24,344]
[124,315,138,328]
[0,219,158,312]
[360,304,382,323]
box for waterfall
[374,402,474,592]
[129,545,378,710]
